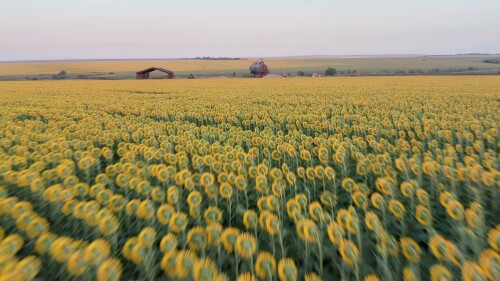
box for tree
[324,68,337,76]
[297,70,306,76]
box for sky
[0,0,499,61]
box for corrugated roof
[136,67,174,75]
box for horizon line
[2,53,500,64]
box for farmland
[0,76,499,281]
[1,55,500,80]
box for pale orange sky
[1,0,499,61]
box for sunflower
[157,204,175,225]
[286,199,301,217]
[187,227,207,252]
[151,186,165,202]
[236,233,257,260]
[15,255,42,280]
[109,194,125,212]
[200,172,215,187]
[267,195,280,212]
[429,235,449,261]
[400,237,421,263]
[286,172,297,185]
[430,264,452,281]
[233,175,248,191]
[352,191,368,209]
[137,200,155,220]
[138,227,157,247]
[206,223,223,245]
[336,209,350,230]
[159,233,178,254]
[400,181,416,198]
[131,242,148,265]
[35,232,56,255]
[204,184,218,198]
[96,189,113,205]
[295,193,308,209]
[238,272,258,281]
[169,212,188,233]
[327,221,344,245]
[363,274,380,281]
[165,186,179,205]
[203,206,222,224]
[309,201,323,222]
[84,239,111,265]
[320,190,336,207]
[364,211,380,232]
[255,251,276,280]
[243,210,258,230]
[298,219,319,243]
[50,237,76,262]
[99,216,119,236]
[402,266,418,281]
[264,213,280,236]
[479,249,500,280]
[176,250,199,278]
[193,258,218,281]
[370,193,385,210]
[97,258,122,281]
[388,199,405,219]
[339,239,359,267]
[462,261,487,281]
[221,227,240,253]
[446,200,464,220]
[72,182,89,198]
[161,251,178,278]
[67,251,88,276]
[415,205,432,226]
[123,237,139,260]
[0,234,24,257]
[276,258,297,281]
[487,227,499,251]
[344,215,359,235]
[187,191,203,207]
[416,189,430,206]
[272,179,286,197]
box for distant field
[1,55,500,79]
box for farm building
[136,67,174,79]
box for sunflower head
[157,204,175,225]
[84,239,111,265]
[193,258,218,281]
[309,202,323,222]
[138,227,157,247]
[169,212,188,233]
[400,237,421,263]
[176,250,199,278]
[243,210,258,230]
[236,233,257,260]
[159,233,177,254]
[221,227,240,253]
[188,191,203,207]
[430,264,452,281]
[206,223,223,245]
[415,205,432,227]
[339,239,359,267]
[187,226,207,252]
[97,258,122,281]
[255,251,276,280]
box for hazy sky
[1,0,499,61]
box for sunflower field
[0,77,499,281]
